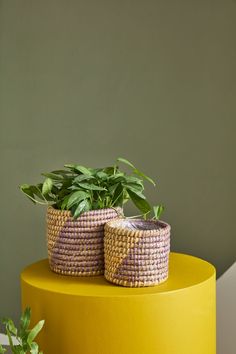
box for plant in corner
[0,307,44,354]
[20,157,162,277]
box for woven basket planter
[104,219,171,287]
[47,206,122,276]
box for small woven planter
[104,219,171,287]
[47,206,122,276]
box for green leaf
[127,190,151,214]
[12,345,24,354]
[4,327,15,352]
[2,318,17,336]
[77,183,106,191]
[27,320,45,345]
[123,175,143,185]
[72,199,90,219]
[20,307,31,331]
[42,178,53,195]
[30,185,45,201]
[123,183,143,193]
[108,173,125,184]
[0,344,6,353]
[117,158,156,186]
[74,165,92,175]
[41,172,64,181]
[96,171,108,180]
[108,183,120,195]
[117,157,135,169]
[103,166,116,175]
[30,342,39,354]
[153,205,164,219]
[61,194,71,210]
[124,185,146,199]
[67,191,90,209]
[133,168,156,186]
[20,184,36,204]
[64,163,77,170]
[74,175,95,183]
[111,183,124,207]
[20,183,31,191]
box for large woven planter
[104,219,171,287]
[47,206,121,276]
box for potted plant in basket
[103,159,171,288]
[20,157,162,277]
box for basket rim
[105,218,171,236]
[47,205,123,218]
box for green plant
[20,157,164,220]
[0,307,44,354]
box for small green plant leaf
[27,320,45,346]
[111,183,124,206]
[153,205,164,219]
[42,178,53,196]
[0,344,6,353]
[73,174,95,183]
[124,185,146,199]
[72,199,90,219]
[41,172,64,181]
[133,169,156,186]
[118,158,156,186]
[103,166,116,175]
[108,183,120,195]
[96,171,108,180]
[108,173,125,184]
[74,165,92,175]
[77,183,106,191]
[20,184,36,204]
[123,183,143,193]
[2,318,17,336]
[123,175,143,185]
[30,342,39,354]
[4,327,15,352]
[127,190,151,214]
[29,185,44,201]
[67,191,90,209]
[12,345,24,354]
[20,307,31,331]
[117,157,135,169]
[61,194,71,210]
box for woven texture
[104,219,171,287]
[47,206,122,276]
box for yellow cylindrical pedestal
[21,253,216,354]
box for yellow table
[21,252,216,354]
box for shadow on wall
[217,262,236,354]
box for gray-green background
[0,0,235,322]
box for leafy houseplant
[20,158,163,277]
[0,307,44,354]
[20,157,161,219]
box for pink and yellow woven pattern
[47,206,121,276]
[104,219,171,287]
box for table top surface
[21,252,215,297]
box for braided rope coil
[104,219,171,287]
[47,206,122,276]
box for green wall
[0,0,235,321]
